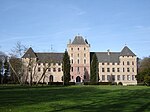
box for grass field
[0,85,150,112]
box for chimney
[107,49,110,55]
[69,39,71,44]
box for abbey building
[22,36,137,85]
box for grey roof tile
[36,53,64,63]
[120,46,136,56]
[91,52,120,63]
[72,36,86,44]
[22,47,37,58]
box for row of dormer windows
[29,67,61,72]
[101,61,135,65]
[38,63,61,66]
[101,67,135,73]
[71,47,86,51]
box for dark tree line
[0,55,10,84]
[136,56,150,85]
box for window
[72,76,74,79]
[112,75,115,81]
[78,59,79,64]
[127,68,130,72]
[38,63,41,66]
[53,68,56,72]
[122,75,125,80]
[71,59,73,64]
[132,61,134,65]
[102,63,104,65]
[132,75,135,80]
[123,68,125,72]
[58,68,61,72]
[29,67,31,72]
[117,75,120,81]
[127,61,130,65]
[123,61,124,65]
[102,68,105,72]
[38,67,41,72]
[78,48,79,50]
[112,63,115,65]
[107,75,110,81]
[84,67,86,71]
[107,68,110,72]
[71,48,73,51]
[43,63,45,66]
[78,54,79,57]
[84,48,86,50]
[107,63,109,65]
[71,67,73,72]
[77,67,80,72]
[84,59,86,64]
[117,68,120,72]
[48,68,51,72]
[84,75,86,79]
[102,75,105,80]
[132,68,134,72]
[112,68,115,72]
[71,54,73,57]
[58,63,61,66]
[84,53,86,57]
[127,75,130,80]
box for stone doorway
[76,76,81,82]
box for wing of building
[22,36,137,85]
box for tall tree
[90,53,99,83]
[136,56,150,85]
[62,50,71,85]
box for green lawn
[0,85,150,112]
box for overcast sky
[0,0,150,58]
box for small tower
[67,35,90,83]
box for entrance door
[49,75,53,82]
[76,76,81,82]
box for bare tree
[9,42,28,84]
[10,41,28,58]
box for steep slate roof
[120,46,136,56]
[90,52,120,63]
[72,36,87,44]
[36,53,63,63]
[22,47,37,58]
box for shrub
[48,82,75,85]
[99,82,112,85]
[111,82,117,85]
